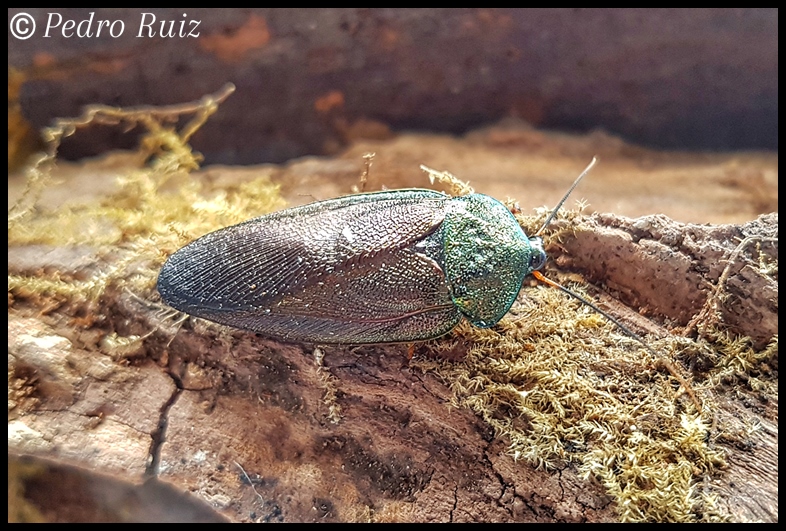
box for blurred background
[8,8,778,166]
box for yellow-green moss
[8,84,284,310]
[414,286,738,521]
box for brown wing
[157,190,461,343]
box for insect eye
[529,248,547,272]
[527,236,547,272]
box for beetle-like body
[157,189,546,344]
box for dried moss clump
[8,84,284,322]
[416,288,726,521]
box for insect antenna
[532,270,653,354]
[529,157,702,411]
[535,156,597,236]
[531,156,651,343]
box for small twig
[44,82,236,145]
[685,236,778,340]
[353,152,375,193]
[235,461,265,505]
[9,83,236,223]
